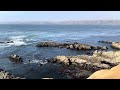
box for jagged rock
[36,42,62,47]
[93,63,110,69]
[9,54,23,63]
[36,41,108,50]
[111,42,120,49]
[69,58,87,64]
[0,69,23,79]
[69,45,74,49]
[100,60,118,67]
[52,56,69,65]
[62,68,92,79]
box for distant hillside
[1,20,120,25]
[55,20,120,25]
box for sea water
[0,24,120,79]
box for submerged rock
[9,54,23,63]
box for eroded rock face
[111,42,120,49]
[9,54,23,63]
[87,64,120,79]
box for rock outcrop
[36,41,108,50]
[9,54,23,63]
[111,42,120,49]
[87,64,120,79]
[49,50,120,79]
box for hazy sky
[0,11,120,22]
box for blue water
[0,24,120,79]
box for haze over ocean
[0,11,120,79]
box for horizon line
[0,19,120,23]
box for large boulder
[9,54,23,63]
[87,64,120,79]
[111,42,120,49]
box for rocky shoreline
[1,41,120,79]
[45,41,120,79]
[48,50,120,79]
[36,41,108,50]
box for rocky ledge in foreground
[111,42,120,49]
[0,69,23,79]
[49,50,120,79]
[36,41,108,50]
[87,64,120,79]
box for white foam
[7,35,27,46]
[28,60,47,65]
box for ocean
[0,24,120,79]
